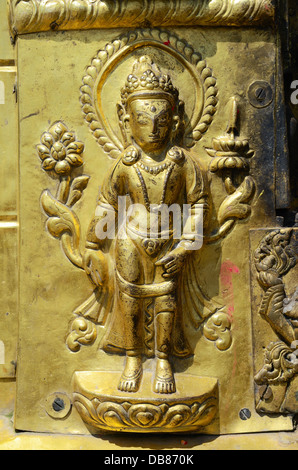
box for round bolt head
[239,408,251,420]
[45,392,72,419]
[248,81,273,108]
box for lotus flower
[206,136,254,172]
[37,121,84,176]
[206,97,254,173]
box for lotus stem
[57,175,71,204]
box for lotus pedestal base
[72,371,219,434]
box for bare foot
[153,358,176,394]
[118,355,142,393]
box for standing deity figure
[83,56,210,394]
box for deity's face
[127,98,175,153]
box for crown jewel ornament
[120,56,179,108]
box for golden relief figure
[38,48,254,384]
[82,56,210,394]
[36,29,257,431]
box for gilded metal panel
[0,225,18,379]
[0,1,14,63]
[0,69,18,215]
[0,0,295,446]
[13,24,295,435]
[0,66,18,380]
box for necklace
[134,163,175,212]
[136,160,171,175]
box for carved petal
[41,157,56,170]
[49,121,68,140]
[65,153,84,167]
[41,132,54,148]
[54,160,71,175]
[66,141,84,154]
[37,144,50,159]
[61,131,75,146]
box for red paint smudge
[163,41,170,46]
[220,260,239,321]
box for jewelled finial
[206,97,254,173]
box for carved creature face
[126,98,176,153]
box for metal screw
[239,408,251,420]
[255,87,267,102]
[248,81,273,108]
[52,397,65,412]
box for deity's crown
[120,55,179,107]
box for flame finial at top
[206,97,254,173]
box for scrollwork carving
[254,341,298,385]
[254,229,297,343]
[203,311,232,351]
[73,392,218,432]
[253,229,298,414]
[8,0,275,39]
[66,317,97,353]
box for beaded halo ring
[80,29,218,158]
